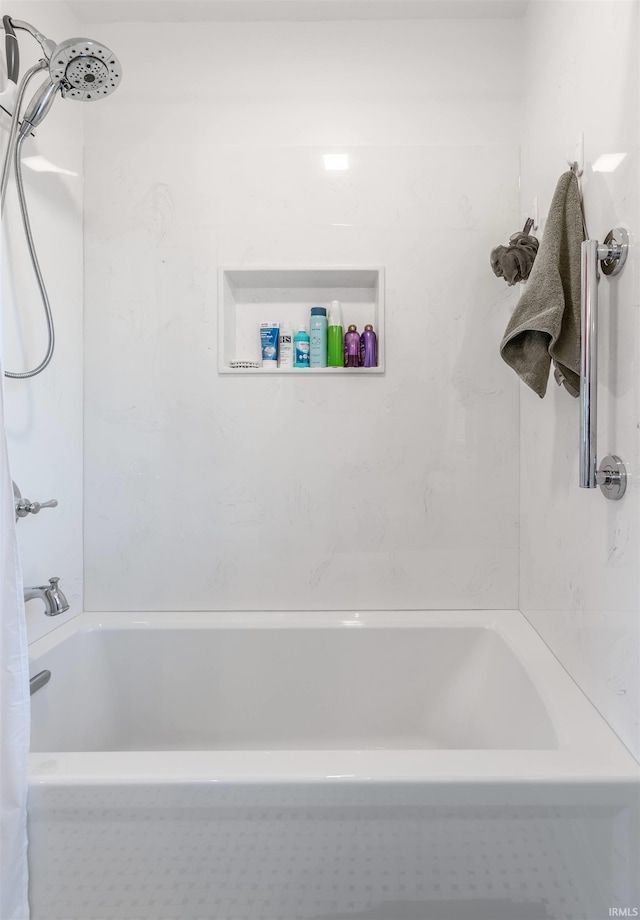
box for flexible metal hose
[5,132,56,378]
[1,60,56,378]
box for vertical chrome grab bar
[578,228,628,498]
[580,240,599,488]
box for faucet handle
[25,499,58,515]
[13,482,58,519]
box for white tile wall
[82,20,522,612]
[1,0,84,642]
[519,0,640,759]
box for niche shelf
[218,267,385,374]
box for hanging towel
[500,171,585,398]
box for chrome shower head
[49,37,122,101]
[17,37,121,137]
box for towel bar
[579,227,628,499]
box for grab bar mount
[595,454,627,501]
[600,228,628,276]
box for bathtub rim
[28,609,640,784]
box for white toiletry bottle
[279,322,293,368]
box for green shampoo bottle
[327,300,344,367]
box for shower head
[16,37,121,140]
[6,22,121,100]
[49,37,122,101]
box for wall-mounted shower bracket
[579,227,628,499]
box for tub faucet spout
[24,577,69,616]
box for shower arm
[7,18,57,60]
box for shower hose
[1,59,57,379]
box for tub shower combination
[1,10,638,920]
[28,610,639,920]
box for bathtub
[28,610,639,920]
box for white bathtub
[28,610,639,920]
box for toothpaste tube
[260,322,279,368]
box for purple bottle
[360,324,378,367]
[344,325,360,367]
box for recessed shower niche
[218,267,385,374]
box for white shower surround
[0,2,635,918]
[82,18,522,613]
[75,4,639,759]
[519,0,640,760]
[2,2,635,759]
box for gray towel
[500,171,585,398]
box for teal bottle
[309,307,328,368]
[293,324,310,368]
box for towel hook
[579,227,628,499]
[567,132,584,177]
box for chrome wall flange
[599,227,628,276]
[596,454,627,501]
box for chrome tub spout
[24,577,69,616]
